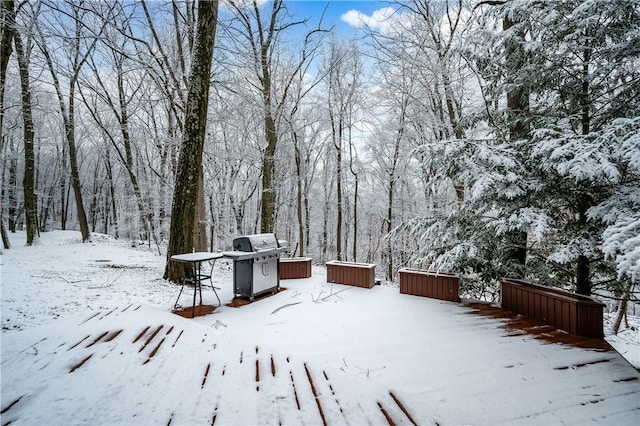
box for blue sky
[283,1,389,34]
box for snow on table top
[1,231,639,425]
[170,251,224,263]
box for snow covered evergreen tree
[404,0,640,298]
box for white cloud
[341,7,396,32]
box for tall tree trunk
[503,15,529,272]
[8,137,17,232]
[14,30,39,244]
[62,175,70,230]
[195,165,208,251]
[66,80,90,241]
[304,179,311,254]
[575,254,590,296]
[0,220,9,249]
[261,113,277,233]
[575,194,593,296]
[258,3,276,234]
[575,34,593,295]
[158,139,168,242]
[321,157,331,262]
[59,146,68,230]
[293,131,304,256]
[348,113,358,262]
[89,161,100,232]
[116,67,152,242]
[164,0,219,283]
[208,192,216,251]
[385,96,406,280]
[442,70,465,202]
[228,0,326,234]
[0,0,14,248]
[104,148,119,238]
[335,121,343,261]
[0,0,14,147]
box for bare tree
[366,70,414,279]
[226,0,328,233]
[322,38,364,261]
[287,113,325,258]
[35,1,114,242]
[77,2,160,246]
[164,0,219,283]
[133,0,201,248]
[280,50,328,257]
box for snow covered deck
[1,231,639,425]
[2,282,639,424]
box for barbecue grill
[223,233,288,300]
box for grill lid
[233,233,279,252]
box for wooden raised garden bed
[501,278,604,338]
[279,257,312,279]
[399,268,460,302]
[326,261,376,289]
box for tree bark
[575,193,593,296]
[195,165,208,251]
[164,0,218,283]
[104,147,119,238]
[574,34,593,295]
[116,65,152,241]
[7,138,17,232]
[348,121,358,262]
[261,112,277,233]
[14,30,39,244]
[0,0,14,143]
[575,254,591,296]
[335,119,343,261]
[327,53,343,261]
[503,15,529,272]
[293,130,304,256]
[59,146,68,230]
[0,0,15,248]
[66,79,90,242]
[613,291,630,335]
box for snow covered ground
[1,230,639,425]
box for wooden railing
[280,257,312,279]
[326,261,376,289]
[399,268,460,302]
[501,279,604,338]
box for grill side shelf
[222,251,259,261]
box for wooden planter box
[280,257,312,279]
[501,279,604,338]
[326,261,376,289]
[399,268,460,302]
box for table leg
[198,262,203,305]
[174,279,185,311]
[192,262,197,318]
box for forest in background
[1,0,639,315]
